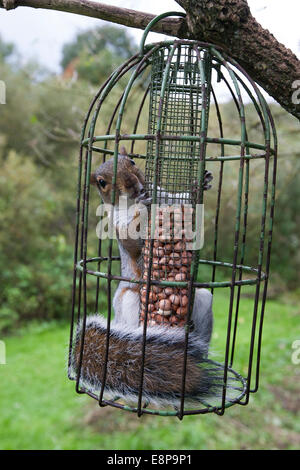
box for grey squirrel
[72,148,217,408]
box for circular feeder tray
[72,360,247,418]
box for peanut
[181,295,189,307]
[176,306,188,316]
[140,205,194,327]
[169,294,180,306]
[157,308,172,316]
[159,299,172,311]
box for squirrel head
[90,147,146,205]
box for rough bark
[178,0,300,121]
[1,0,300,120]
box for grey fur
[70,314,219,409]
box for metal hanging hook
[139,11,186,55]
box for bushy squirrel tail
[70,315,220,408]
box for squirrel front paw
[203,170,213,190]
[192,171,213,193]
[135,190,152,206]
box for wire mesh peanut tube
[138,42,211,334]
[140,206,193,327]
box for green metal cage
[68,12,277,418]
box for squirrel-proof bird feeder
[68,12,278,418]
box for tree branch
[0,0,188,37]
[1,0,300,120]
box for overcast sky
[1,0,300,72]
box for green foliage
[0,61,88,168]
[0,150,74,331]
[270,110,300,286]
[76,48,124,85]
[0,34,15,60]
[61,25,137,85]
[61,25,136,67]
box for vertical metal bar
[177,46,211,420]
[229,157,249,368]
[225,61,275,397]
[244,147,270,400]
[69,71,115,382]
[98,137,118,407]
[216,69,268,371]
[137,43,178,417]
[68,142,84,378]
[210,85,225,293]
[94,62,149,314]
[75,145,91,394]
[95,46,159,410]
[234,70,272,402]
[253,104,277,392]
[246,111,272,397]
[130,83,151,155]
[228,71,268,369]
[211,47,246,414]
[74,58,140,397]
[94,89,128,315]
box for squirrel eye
[98,178,107,189]
[130,159,135,166]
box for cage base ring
[69,360,247,418]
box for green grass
[0,291,299,450]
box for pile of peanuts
[140,205,193,327]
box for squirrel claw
[203,170,213,190]
[136,191,152,206]
[192,171,213,193]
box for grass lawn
[0,290,299,450]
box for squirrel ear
[119,146,128,156]
[90,172,97,185]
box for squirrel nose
[132,183,147,202]
[134,182,146,199]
